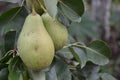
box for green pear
[42,13,68,51]
[17,13,54,71]
[26,0,44,15]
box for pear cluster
[42,13,68,51]
[17,1,68,71]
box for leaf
[0,63,8,70]
[4,31,16,52]
[99,73,117,80]
[21,71,29,80]
[0,36,5,57]
[46,58,72,80]
[43,0,58,18]
[85,46,109,65]
[28,70,45,80]
[85,40,111,65]
[0,6,27,56]
[69,47,87,68]
[88,40,112,57]
[0,67,9,80]
[79,65,100,80]
[8,56,23,80]
[74,40,110,65]
[46,65,58,80]
[55,58,71,80]
[0,0,19,3]
[0,50,13,63]
[0,6,27,35]
[0,7,21,23]
[73,40,111,65]
[58,0,84,22]
[87,48,109,65]
[57,48,73,59]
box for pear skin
[42,13,68,51]
[17,13,54,71]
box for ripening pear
[26,0,44,15]
[42,13,68,51]
[17,13,54,71]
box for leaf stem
[63,42,81,48]
[37,0,47,13]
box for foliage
[0,0,117,80]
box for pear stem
[37,0,47,13]
[31,0,36,15]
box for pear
[26,0,44,15]
[17,13,54,71]
[42,13,68,51]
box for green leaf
[58,0,84,22]
[87,53,109,66]
[0,63,8,70]
[0,6,27,35]
[47,58,72,80]
[84,46,109,65]
[0,36,5,57]
[43,0,58,18]
[74,40,110,65]
[82,40,111,65]
[0,67,9,80]
[0,7,21,23]
[88,40,112,57]
[4,31,16,53]
[78,65,100,80]
[8,56,23,80]
[57,48,73,59]
[0,50,13,63]
[0,6,27,56]
[69,47,87,68]
[28,70,45,80]
[55,58,71,80]
[46,65,58,80]
[22,71,29,80]
[99,73,117,80]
